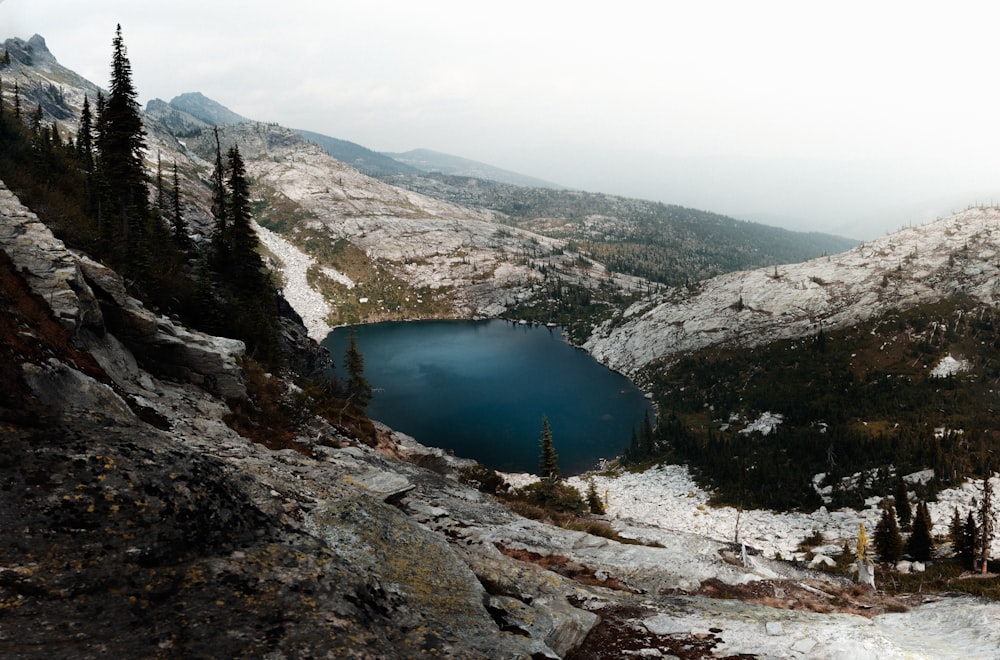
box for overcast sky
[5,1,1000,239]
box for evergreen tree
[894,479,912,528]
[963,510,980,569]
[950,507,966,557]
[169,161,190,251]
[75,95,94,172]
[154,152,167,216]
[98,24,148,238]
[906,500,933,562]
[13,80,20,119]
[343,327,372,415]
[874,504,903,563]
[641,409,655,457]
[624,424,640,463]
[210,127,227,253]
[586,479,605,515]
[977,476,994,573]
[538,416,560,481]
[224,144,263,285]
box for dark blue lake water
[322,319,652,475]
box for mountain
[293,128,422,176]
[165,90,251,125]
[381,171,858,286]
[5,32,1000,657]
[385,147,565,188]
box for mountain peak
[166,92,251,126]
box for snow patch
[740,411,784,436]
[930,354,970,378]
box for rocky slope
[6,177,1000,658]
[586,206,1000,377]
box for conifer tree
[874,504,903,563]
[538,416,560,481]
[586,478,605,514]
[894,479,912,528]
[950,507,967,559]
[99,24,148,237]
[76,95,94,172]
[977,476,994,573]
[154,152,167,216]
[224,144,263,285]
[169,161,190,251]
[210,127,227,250]
[963,510,980,569]
[640,410,655,457]
[906,500,933,562]
[344,327,372,415]
[13,80,20,119]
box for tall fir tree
[344,327,372,415]
[98,24,148,240]
[76,95,94,173]
[906,500,933,562]
[977,476,994,573]
[963,510,980,569]
[640,410,655,457]
[169,161,190,251]
[538,416,560,482]
[210,127,227,253]
[874,504,903,563]
[894,478,912,529]
[224,144,262,285]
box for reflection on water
[323,319,653,475]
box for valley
[2,30,1000,658]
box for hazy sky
[5,1,1000,238]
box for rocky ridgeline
[586,207,1000,376]
[12,178,996,657]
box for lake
[322,319,653,475]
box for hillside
[384,147,564,188]
[383,171,858,285]
[4,30,1000,657]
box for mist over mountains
[5,30,1000,658]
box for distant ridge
[292,129,421,177]
[384,148,564,189]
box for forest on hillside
[632,295,1000,511]
[383,171,858,286]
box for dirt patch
[688,577,915,617]
[493,543,636,592]
[565,599,755,660]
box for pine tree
[154,152,167,217]
[894,479,912,528]
[874,504,903,563]
[586,479,605,514]
[906,500,933,562]
[224,144,263,285]
[950,507,967,559]
[640,410,654,457]
[13,80,20,119]
[76,95,94,173]
[977,476,994,574]
[169,161,190,251]
[538,416,560,481]
[99,24,148,237]
[963,510,980,569]
[210,127,227,254]
[343,327,372,415]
